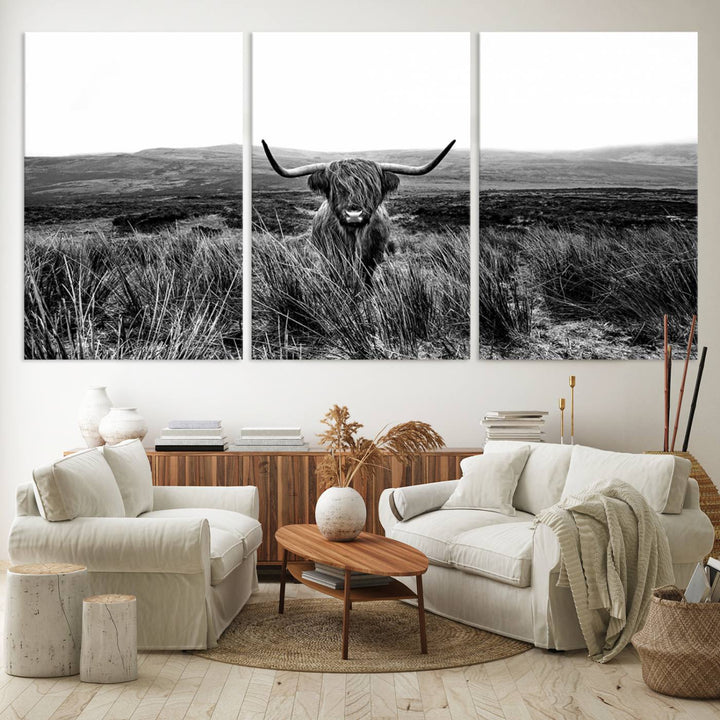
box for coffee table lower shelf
[280,560,427,659]
[287,562,418,602]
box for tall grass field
[24,227,242,360]
[479,222,697,359]
[252,227,470,360]
[23,145,696,361]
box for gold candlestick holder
[559,397,566,444]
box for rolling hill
[24,142,696,209]
[480,143,696,189]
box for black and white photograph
[252,32,470,360]
[24,32,244,360]
[479,32,698,359]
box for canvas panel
[24,32,244,360]
[479,32,697,359]
[252,32,470,360]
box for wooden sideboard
[147,448,480,565]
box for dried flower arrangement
[316,405,444,491]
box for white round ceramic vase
[98,407,148,446]
[314,486,367,541]
[78,386,113,447]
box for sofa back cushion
[32,448,125,521]
[15,483,40,517]
[101,439,153,517]
[442,446,530,516]
[483,441,572,515]
[562,445,691,514]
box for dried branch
[344,435,385,487]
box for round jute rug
[192,599,531,673]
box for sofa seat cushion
[208,528,249,585]
[450,522,534,587]
[141,508,262,584]
[389,508,534,568]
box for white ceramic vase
[98,407,148,446]
[315,486,367,542]
[78,386,113,447]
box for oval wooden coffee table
[276,524,429,660]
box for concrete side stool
[4,563,87,677]
[80,594,138,683]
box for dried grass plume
[317,404,444,491]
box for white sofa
[379,442,715,651]
[8,440,262,651]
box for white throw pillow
[32,448,125,521]
[442,446,531,516]
[562,445,691,514]
[101,439,153,517]
[390,480,460,522]
[483,440,573,515]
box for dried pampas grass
[317,405,444,491]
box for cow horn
[379,140,456,176]
[262,140,328,178]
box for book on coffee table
[302,563,391,590]
[314,563,388,581]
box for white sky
[25,33,243,156]
[481,32,697,152]
[26,32,693,157]
[253,33,470,152]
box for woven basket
[633,585,720,698]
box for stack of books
[155,420,228,451]
[301,563,391,590]
[482,410,548,443]
[229,427,309,452]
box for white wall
[1,0,719,560]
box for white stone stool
[80,594,138,683]
[4,563,87,677]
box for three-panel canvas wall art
[24,32,697,361]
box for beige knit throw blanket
[535,479,674,663]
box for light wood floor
[1,567,719,720]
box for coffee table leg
[417,574,427,654]
[342,568,351,660]
[278,548,288,614]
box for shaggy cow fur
[307,159,400,282]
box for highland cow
[262,139,455,282]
